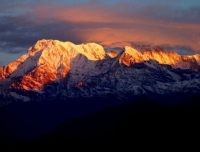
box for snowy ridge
[119,46,200,71]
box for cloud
[0,0,200,65]
[0,60,3,65]
[160,45,198,55]
[71,26,200,52]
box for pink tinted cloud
[2,2,200,53]
[71,27,200,52]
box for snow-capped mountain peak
[0,40,108,90]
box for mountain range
[1,39,200,150]
[0,39,200,105]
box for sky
[0,0,200,67]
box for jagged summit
[1,39,200,94]
[27,39,106,60]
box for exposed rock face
[106,51,119,58]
